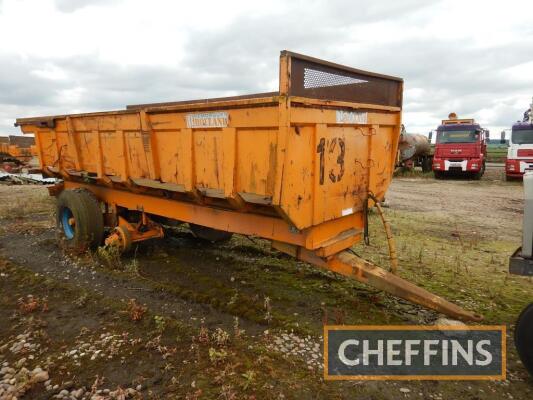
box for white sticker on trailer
[186,111,229,128]
[341,207,354,216]
[336,110,368,125]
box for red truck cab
[432,115,488,179]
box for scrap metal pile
[0,135,37,173]
[0,172,56,185]
[0,135,54,184]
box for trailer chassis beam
[273,243,483,322]
[59,181,482,321]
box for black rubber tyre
[515,303,533,376]
[421,157,432,173]
[189,223,233,242]
[434,171,445,180]
[472,162,485,180]
[57,188,104,251]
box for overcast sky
[1,0,532,138]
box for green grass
[354,209,532,324]
[487,145,508,163]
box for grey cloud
[181,0,435,76]
[0,51,268,134]
[0,57,71,106]
[180,3,532,129]
[352,37,533,127]
[2,0,532,135]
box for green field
[487,144,508,163]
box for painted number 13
[316,137,345,185]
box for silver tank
[398,133,431,161]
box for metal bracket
[105,214,164,252]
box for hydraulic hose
[368,193,399,275]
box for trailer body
[17,52,402,253]
[15,51,481,321]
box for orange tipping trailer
[0,135,36,165]
[15,51,481,321]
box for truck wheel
[515,303,533,376]
[434,171,444,179]
[57,189,104,251]
[472,162,486,180]
[189,224,233,242]
[505,175,514,182]
[421,157,432,173]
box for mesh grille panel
[304,68,368,89]
[290,57,402,108]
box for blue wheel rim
[61,207,75,240]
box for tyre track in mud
[0,228,268,335]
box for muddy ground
[0,173,532,399]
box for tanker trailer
[15,50,481,322]
[397,125,433,172]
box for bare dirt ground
[0,174,532,399]
[387,177,523,242]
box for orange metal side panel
[125,130,150,178]
[368,125,400,200]
[279,106,400,230]
[236,129,278,199]
[154,129,183,185]
[311,124,370,226]
[280,126,315,228]
[193,130,225,194]
[148,107,279,130]
[38,130,59,168]
[101,131,125,177]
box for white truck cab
[506,98,533,179]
